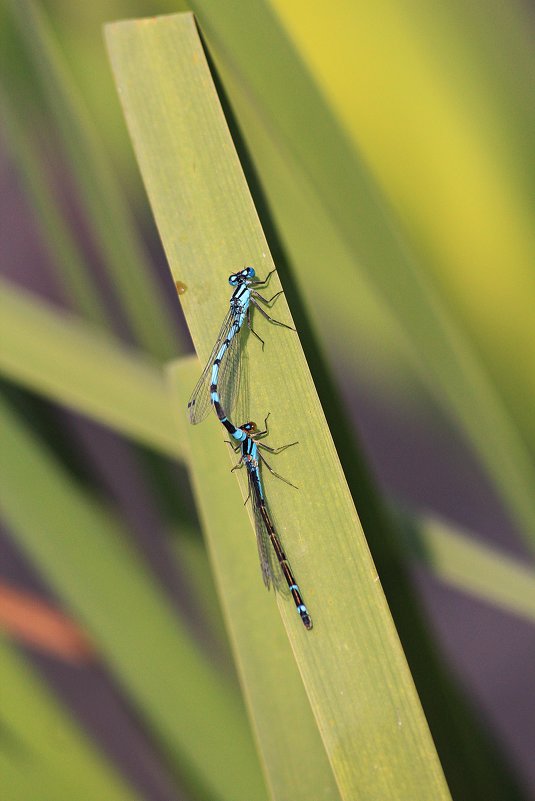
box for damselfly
[223,413,312,631]
[187,268,293,425]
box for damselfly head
[240,421,257,434]
[228,266,255,286]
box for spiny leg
[259,454,298,489]
[258,441,298,454]
[224,440,241,453]
[250,298,295,331]
[246,307,265,350]
[255,412,271,438]
[255,413,298,451]
[251,268,276,287]
[251,289,284,306]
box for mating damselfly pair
[188,267,312,630]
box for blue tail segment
[213,396,246,442]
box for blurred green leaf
[400,511,535,624]
[0,394,268,801]
[269,0,535,448]
[2,1,530,798]
[106,14,451,799]
[166,520,231,653]
[2,91,109,328]
[0,636,140,801]
[0,277,181,458]
[5,0,178,360]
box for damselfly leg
[258,454,298,490]
[246,307,265,350]
[252,289,284,306]
[250,298,295,331]
[255,414,299,455]
[249,268,276,287]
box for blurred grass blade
[106,14,451,799]
[400,512,535,624]
[0,396,268,801]
[0,636,140,801]
[188,0,535,549]
[166,521,232,654]
[268,0,535,450]
[169,357,341,801]
[5,0,177,360]
[2,91,109,328]
[0,277,181,458]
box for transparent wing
[249,470,286,593]
[214,320,243,423]
[249,470,273,589]
[187,309,243,424]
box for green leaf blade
[105,14,451,800]
[0,277,180,458]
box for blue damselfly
[222,413,312,631]
[187,268,293,424]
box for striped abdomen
[254,475,312,630]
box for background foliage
[1,1,534,800]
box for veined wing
[249,469,273,589]
[249,470,285,593]
[187,308,241,424]
[214,317,243,424]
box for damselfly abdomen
[224,415,312,631]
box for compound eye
[228,273,237,286]
[246,267,255,278]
